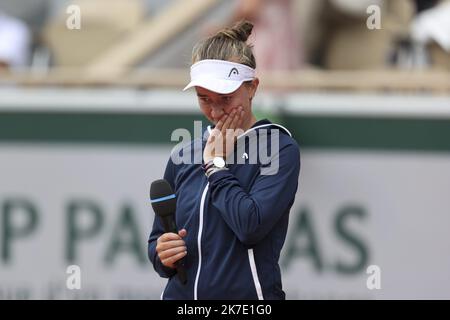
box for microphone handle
[176,262,187,284]
[160,215,187,285]
[161,214,178,234]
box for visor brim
[183,79,245,94]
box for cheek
[223,104,235,114]
[200,106,215,120]
[199,105,209,116]
[199,103,208,112]
[234,96,251,112]
[229,97,247,110]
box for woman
[148,21,300,300]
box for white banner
[1,145,450,299]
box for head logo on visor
[228,67,239,77]
[183,59,255,94]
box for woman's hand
[156,229,187,269]
[203,106,245,163]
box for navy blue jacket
[148,119,301,300]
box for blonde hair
[191,20,256,69]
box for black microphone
[150,179,187,285]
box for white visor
[183,59,255,94]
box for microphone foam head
[150,179,176,217]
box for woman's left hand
[203,106,245,163]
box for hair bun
[191,19,256,68]
[217,20,253,42]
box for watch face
[213,157,225,168]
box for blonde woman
[148,21,301,300]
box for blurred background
[0,0,449,299]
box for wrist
[202,156,227,177]
[203,156,214,163]
[203,156,226,166]
[202,159,214,172]
[212,156,226,168]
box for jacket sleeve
[147,157,177,278]
[207,143,300,246]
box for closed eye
[199,97,211,103]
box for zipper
[248,249,264,300]
[194,182,209,300]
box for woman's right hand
[156,229,187,269]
